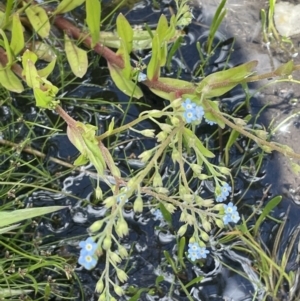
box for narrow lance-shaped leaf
[0,29,13,66]
[54,0,85,14]
[0,206,67,228]
[37,56,57,78]
[86,0,101,47]
[107,61,143,99]
[147,34,160,80]
[24,4,50,38]
[196,60,258,98]
[117,13,133,54]
[0,62,23,92]
[64,34,88,78]
[10,14,24,55]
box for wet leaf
[0,29,13,65]
[116,13,133,53]
[0,62,23,93]
[147,34,160,80]
[86,0,101,47]
[274,60,294,76]
[10,14,24,55]
[37,57,57,78]
[107,61,143,99]
[54,0,85,14]
[253,196,282,236]
[64,34,88,78]
[25,4,50,38]
[0,206,66,228]
[196,61,258,97]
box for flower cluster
[223,202,240,225]
[182,98,204,123]
[216,182,231,202]
[187,242,209,261]
[78,237,98,270]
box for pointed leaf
[0,206,66,228]
[86,0,101,47]
[37,57,57,78]
[25,4,50,38]
[117,13,133,54]
[10,14,24,55]
[64,34,88,78]
[74,154,89,166]
[108,62,143,99]
[196,61,258,97]
[0,63,23,92]
[0,29,13,66]
[147,34,160,80]
[54,0,85,14]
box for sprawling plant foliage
[0,0,300,300]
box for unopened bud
[172,148,180,162]
[200,230,209,241]
[89,220,104,233]
[95,186,103,200]
[138,150,153,163]
[103,196,116,208]
[114,285,124,296]
[133,195,143,213]
[202,220,211,232]
[215,218,224,228]
[95,280,104,293]
[116,268,128,282]
[177,224,187,236]
[190,163,202,175]
[110,252,122,264]
[118,245,128,258]
[153,172,163,187]
[159,123,173,133]
[170,116,180,126]
[115,218,129,237]
[140,129,155,138]
[102,237,112,250]
[156,131,168,142]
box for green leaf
[54,0,85,14]
[86,0,101,47]
[34,85,59,109]
[107,61,143,99]
[0,206,66,228]
[0,63,23,92]
[64,34,88,78]
[147,34,160,80]
[156,14,168,42]
[10,14,24,55]
[25,4,50,38]
[253,195,282,236]
[74,154,89,166]
[196,61,258,98]
[274,60,294,76]
[159,202,172,225]
[116,13,133,54]
[0,29,13,66]
[37,57,57,78]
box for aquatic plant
[0,0,299,300]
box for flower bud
[177,224,187,236]
[165,203,176,213]
[95,186,103,200]
[95,280,104,293]
[114,285,124,296]
[190,163,202,175]
[198,174,211,180]
[156,131,168,142]
[116,268,128,282]
[159,123,173,133]
[171,148,180,162]
[89,220,104,233]
[154,187,169,194]
[200,230,209,241]
[138,150,153,163]
[98,293,105,301]
[110,252,122,264]
[170,97,182,108]
[215,218,224,228]
[103,196,116,208]
[140,129,155,138]
[115,218,129,237]
[180,210,188,222]
[133,195,143,213]
[202,220,211,232]
[148,110,164,117]
[189,237,196,244]
[118,245,128,258]
[170,116,180,126]
[153,172,163,187]
[102,237,112,250]
[218,167,231,175]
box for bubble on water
[72,209,88,224]
[135,242,147,253]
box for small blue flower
[153,209,163,220]
[187,242,209,261]
[138,72,147,82]
[215,182,232,202]
[205,118,217,126]
[79,237,97,255]
[183,109,197,123]
[195,105,204,119]
[223,202,240,225]
[78,251,98,270]
[182,98,196,110]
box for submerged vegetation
[0,0,299,300]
